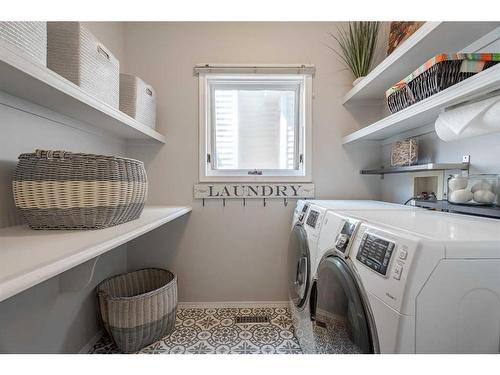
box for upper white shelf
[342,63,500,144]
[0,206,191,302]
[0,43,165,144]
[342,22,500,104]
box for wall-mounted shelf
[342,63,500,144]
[343,22,500,104]
[415,199,500,219]
[0,206,191,303]
[361,162,469,176]
[0,43,165,144]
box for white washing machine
[288,200,417,353]
[312,209,500,354]
[288,200,329,353]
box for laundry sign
[193,184,315,199]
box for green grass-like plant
[329,22,380,79]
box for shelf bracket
[59,256,101,293]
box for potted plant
[329,21,380,86]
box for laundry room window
[197,65,313,182]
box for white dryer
[312,209,500,354]
[288,201,329,353]
[288,200,416,353]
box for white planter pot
[353,76,365,86]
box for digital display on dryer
[356,234,395,275]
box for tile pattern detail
[89,306,302,354]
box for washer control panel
[306,209,320,228]
[356,233,395,276]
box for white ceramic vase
[352,76,365,86]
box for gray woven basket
[120,74,157,129]
[97,268,178,353]
[0,22,47,66]
[12,150,147,230]
[47,22,119,108]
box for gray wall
[381,132,500,204]
[123,22,382,303]
[0,22,130,353]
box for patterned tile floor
[89,306,303,354]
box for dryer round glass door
[310,256,374,353]
[287,224,310,309]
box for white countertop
[0,206,191,302]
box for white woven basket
[0,22,46,66]
[120,74,157,129]
[47,22,119,109]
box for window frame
[198,73,312,182]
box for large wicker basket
[0,21,47,66]
[47,22,119,108]
[12,150,147,230]
[97,268,178,353]
[120,74,157,129]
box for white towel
[435,94,500,142]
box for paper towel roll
[435,94,500,142]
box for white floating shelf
[343,21,500,104]
[342,63,500,144]
[0,206,191,302]
[0,43,165,144]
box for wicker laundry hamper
[12,150,147,230]
[97,268,178,353]
[47,22,119,108]
[120,74,157,129]
[0,21,46,66]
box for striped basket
[47,22,120,108]
[97,268,178,353]
[12,150,147,230]
[0,22,47,66]
[120,74,157,129]
[386,53,500,113]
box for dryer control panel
[356,233,395,276]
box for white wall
[0,22,129,353]
[123,22,382,303]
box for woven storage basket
[0,22,46,66]
[47,22,119,108]
[391,138,418,167]
[97,268,177,353]
[387,53,500,114]
[12,150,147,230]
[120,74,157,129]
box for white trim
[178,301,289,308]
[79,330,103,354]
[198,72,313,182]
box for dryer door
[288,224,311,309]
[310,256,375,353]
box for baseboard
[79,329,103,354]
[178,301,289,308]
